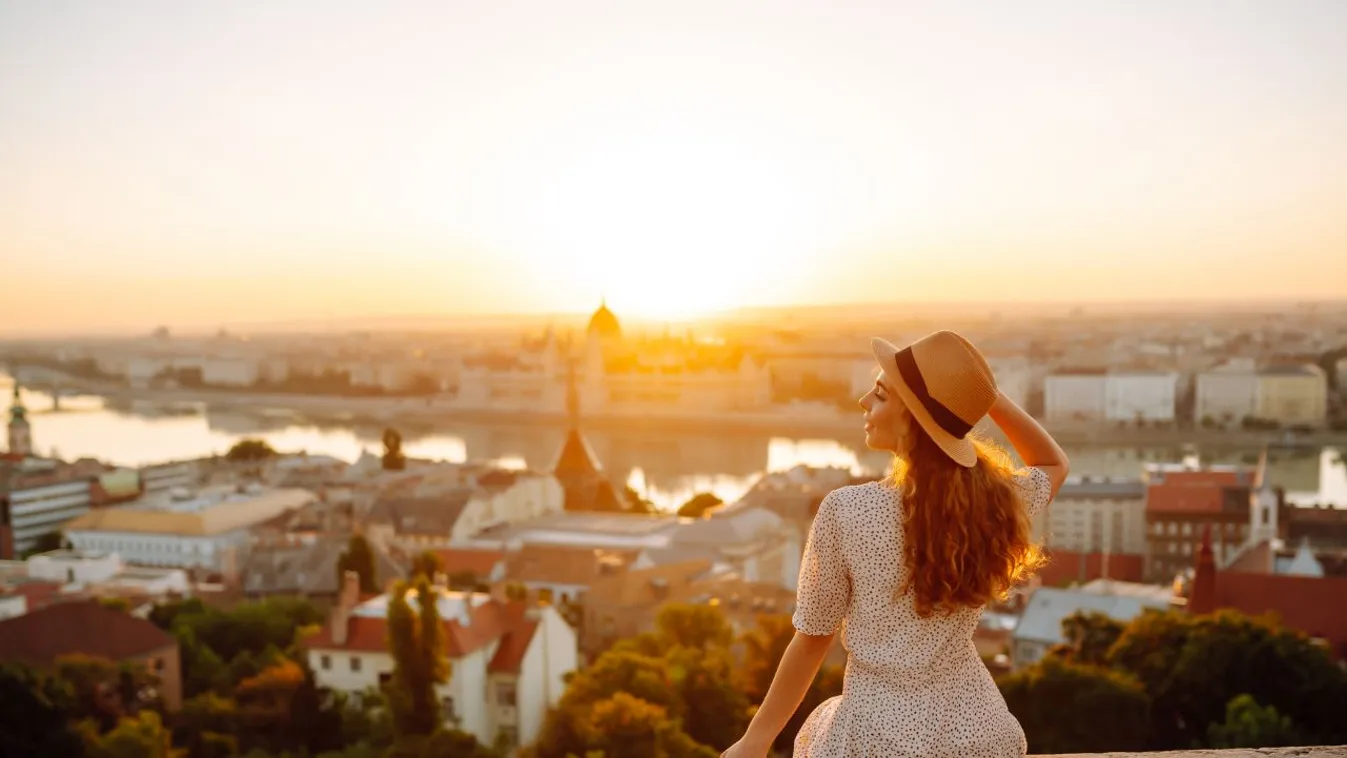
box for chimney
[1189,525,1217,615]
[331,570,360,645]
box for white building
[26,549,121,584]
[1196,360,1259,426]
[140,461,200,494]
[1034,478,1147,555]
[1105,372,1178,424]
[63,486,315,573]
[3,461,98,556]
[25,549,190,597]
[1043,371,1107,422]
[306,574,576,751]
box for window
[320,655,331,671]
[349,656,362,673]
[498,681,517,707]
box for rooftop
[474,510,681,551]
[64,487,315,536]
[1260,363,1326,377]
[1015,586,1174,646]
[1057,477,1146,500]
[0,600,176,665]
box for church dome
[586,302,622,340]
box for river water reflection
[4,377,1343,511]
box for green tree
[739,614,794,704]
[382,428,407,471]
[386,580,450,738]
[20,530,65,557]
[653,603,734,650]
[622,486,658,514]
[1207,694,1302,749]
[536,603,751,756]
[410,550,443,581]
[534,651,685,758]
[666,645,748,750]
[337,535,379,594]
[1000,656,1150,754]
[1108,609,1347,748]
[52,654,164,731]
[676,492,724,519]
[174,626,228,697]
[151,597,322,669]
[82,710,183,758]
[1048,610,1125,666]
[581,693,717,758]
[226,439,277,463]
[174,690,236,733]
[0,664,87,758]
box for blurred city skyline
[3,1,1347,335]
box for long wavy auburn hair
[890,424,1046,617]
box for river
[4,376,1343,510]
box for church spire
[566,358,580,427]
[8,378,32,457]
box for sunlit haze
[3,1,1346,335]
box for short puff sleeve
[1014,466,1053,519]
[792,491,850,636]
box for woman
[722,331,1069,757]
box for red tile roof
[1146,479,1235,514]
[0,600,176,665]
[1036,550,1145,586]
[304,597,531,659]
[432,548,506,577]
[488,619,539,674]
[1210,572,1347,657]
[1,580,64,611]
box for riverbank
[17,371,1347,449]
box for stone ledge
[1040,748,1347,758]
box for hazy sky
[3,1,1346,334]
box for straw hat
[871,331,998,467]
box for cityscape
[3,2,1347,758]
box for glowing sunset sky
[2,1,1345,333]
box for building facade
[1255,365,1328,427]
[1195,362,1259,426]
[1104,372,1178,423]
[63,486,315,573]
[1143,466,1258,582]
[1034,477,1146,556]
[1043,372,1107,422]
[305,574,576,750]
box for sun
[478,123,826,321]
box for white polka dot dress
[792,468,1053,758]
